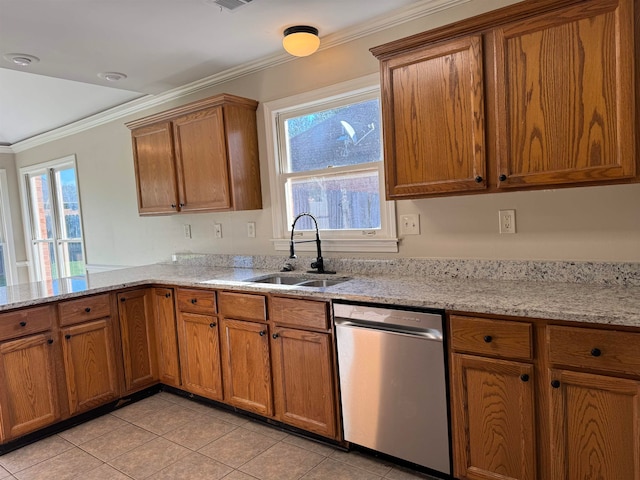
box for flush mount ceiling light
[98,72,127,82]
[282,26,320,57]
[3,53,40,67]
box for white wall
[13,0,640,267]
[0,152,28,282]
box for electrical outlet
[499,209,516,234]
[214,223,223,239]
[400,214,420,235]
[183,224,192,239]
[247,222,256,238]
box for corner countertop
[1,263,639,328]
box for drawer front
[218,291,266,322]
[58,294,112,326]
[271,297,328,330]
[177,288,216,314]
[548,325,640,377]
[0,306,54,341]
[450,315,533,360]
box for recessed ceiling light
[98,72,127,82]
[3,53,40,67]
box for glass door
[25,159,85,281]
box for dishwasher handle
[335,318,443,341]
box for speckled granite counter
[1,262,639,328]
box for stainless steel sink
[246,274,349,287]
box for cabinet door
[0,334,60,440]
[131,122,179,214]
[173,106,232,212]
[549,369,640,480]
[220,318,272,416]
[451,354,536,480]
[271,327,337,438]
[61,319,119,415]
[117,289,158,393]
[380,34,486,198]
[153,288,181,387]
[494,0,635,188]
[177,312,223,401]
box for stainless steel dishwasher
[334,301,451,476]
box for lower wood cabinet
[117,289,158,393]
[0,333,60,440]
[60,319,119,415]
[152,288,181,387]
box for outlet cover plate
[400,214,420,235]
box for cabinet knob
[272,333,279,339]
[591,348,602,357]
[179,203,185,207]
[259,330,266,336]
[551,380,561,389]
[47,339,54,345]
[483,335,493,343]
[475,175,483,183]
[171,204,177,208]
[65,334,71,340]
[191,298,197,304]
[85,307,91,313]
[499,174,507,181]
[120,297,126,302]
[520,374,530,382]
[19,321,26,327]
[165,292,171,298]
[209,322,217,328]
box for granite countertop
[1,263,639,328]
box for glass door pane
[28,172,58,280]
[54,167,85,277]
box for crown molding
[9,0,468,154]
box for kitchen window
[20,155,86,282]
[264,74,397,253]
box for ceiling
[0,0,456,149]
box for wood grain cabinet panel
[117,289,158,393]
[218,291,266,322]
[58,294,111,327]
[549,369,640,480]
[451,354,536,480]
[494,0,635,188]
[379,35,487,198]
[152,288,181,387]
[271,326,337,438]
[60,319,119,415]
[271,297,328,330]
[0,306,53,341]
[450,315,532,360]
[0,333,60,440]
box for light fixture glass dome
[282,26,320,57]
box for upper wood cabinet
[126,94,262,215]
[371,0,638,199]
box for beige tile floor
[0,392,440,480]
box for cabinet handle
[591,348,602,357]
[65,334,71,340]
[474,175,483,183]
[209,322,217,328]
[85,307,91,313]
[191,298,197,304]
[483,335,492,343]
[19,321,26,327]
[272,333,279,339]
[551,380,561,389]
[499,174,507,181]
[47,339,54,345]
[165,292,171,298]
[520,374,530,382]
[259,330,266,336]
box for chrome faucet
[289,213,335,274]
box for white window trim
[0,170,19,285]
[263,73,398,253]
[19,154,86,282]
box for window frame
[263,73,397,253]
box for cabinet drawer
[548,325,640,377]
[218,291,266,321]
[58,294,111,326]
[177,288,216,314]
[0,306,54,341]
[450,315,533,360]
[271,297,328,330]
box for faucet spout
[289,213,335,274]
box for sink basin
[246,274,349,288]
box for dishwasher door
[335,313,451,475]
